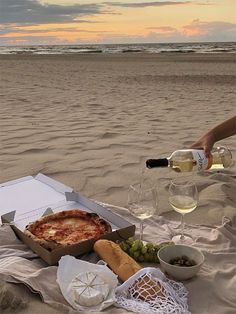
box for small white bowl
[158,244,204,280]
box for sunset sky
[0,0,236,45]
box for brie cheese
[69,272,110,307]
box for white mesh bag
[115,267,191,314]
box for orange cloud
[147,26,177,34]
[0,22,110,43]
[182,19,208,37]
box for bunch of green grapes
[118,238,174,263]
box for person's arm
[190,116,236,157]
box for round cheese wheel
[69,272,110,307]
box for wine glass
[168,177,198,243]
[127,182,158,241]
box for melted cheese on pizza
[32,217,105,245]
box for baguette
[93,239,142,282]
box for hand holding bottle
[190,115,236,158]
[190,134,215,158]
[146,116,235,173]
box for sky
[0,0,236,45]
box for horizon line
[1,40,236,47]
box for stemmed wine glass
[127,181,158,241]
[169,177,198,243]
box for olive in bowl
[157,244,204,280]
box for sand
[0,53,236,313]
[1,53,235,224]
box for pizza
[24,209,112,251]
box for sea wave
[0,42,235,55]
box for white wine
[169,195,197,214]
[146,146,232,172]
[129,204,155,220]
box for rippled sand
[0,53,236,225]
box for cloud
[0,26,108,36]
[103,1,191,8]
[147,26,178,33]
[2,19,236,45]
[0,0,235,45]
[182,19,236,39]
[90,19,236,43]
[0,35,61,46]
[0,0,103,25]
[145,19,236,42]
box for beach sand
[0,53,236,313]
[1,53,235,224]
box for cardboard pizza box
[0,173,135,265]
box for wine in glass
[169,177,198,243]
[128,182,158,241]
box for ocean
[0,42,236,55]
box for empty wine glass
[169,177,198,243]
[128,181,158,241]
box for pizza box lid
[0,173,135,265]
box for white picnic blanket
[0,208,235,314]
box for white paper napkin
[57,255,118,312]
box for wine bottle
[146,146,232,172]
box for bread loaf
[131,274,162,301]
[93,239,142,282]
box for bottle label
[191,149,211,171]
